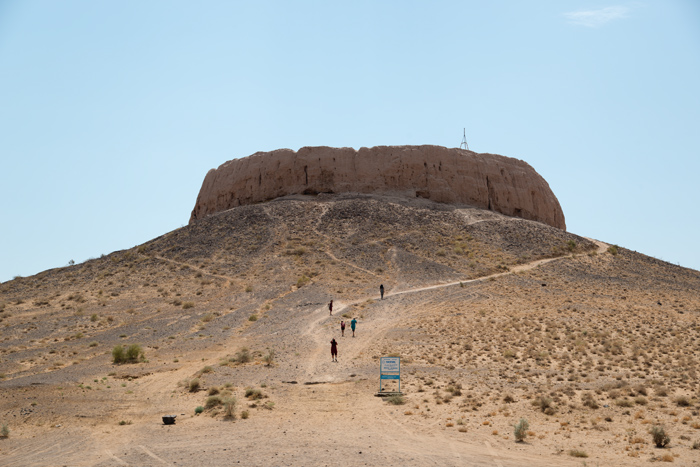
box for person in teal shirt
[351,318,357,337]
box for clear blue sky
[1,1,699,283]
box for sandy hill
[1,193,699,466]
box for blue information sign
[379,356,401,392]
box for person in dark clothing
[328,300,333,315]
[351,318,357,337]
[330,338,338,362]
[340,320,346,337]
[380,284,385,300]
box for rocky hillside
[0,194,698,467]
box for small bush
[568,450,588,458]
[616,398,634,408]
[674,396,691,407]
[248,314,258,322]
[296,275,310,287]
[125,344,143,362]
[245,388,264,400]
[533,395,553,412]
[208,386,220,396]
[194,406,204,414]
[205,395,222,409]
[118,420,132,426]
[263,350,275,367]
[234,348,251,364]
[386,395,405,405]
[608,245,619,255]
[0,423,9,438]
[112,345,126,364]
[692,440,700,450]
[189,378,200,392]
[582,392,599,409]
[651,425,670,448]
[182,302,195,310]
[223,397,237,418]
[263,401,275,410]
[241,410,250,419]
[514,418,529,442]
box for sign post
[379,356,401,394]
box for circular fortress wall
[189,145,565,230]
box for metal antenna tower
[460,128,469,151]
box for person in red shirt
[330,338,338,362]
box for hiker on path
[328,300,333,315]
[380,284,384,300]
[340,320,346,337]
[351,318,357,337]
[330,338,338,362]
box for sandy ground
[1,196,699,466]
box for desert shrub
[616,398,634,408]
[608,245,619,255]
[125,344,143,362]
[650,425,670,448]
[205,395,222,409]
[582,392,599,409]
[635,396,648,406]
[263,401,275,410]
[263,350,275,367]
[655,387,669,397]
[514,418,529,442]
[566,240,576,252]
[241,410,250,419]
[245,388,264,400]
[533,395,553,412]
[234,348,251,364]
[503,394,515,403]
[0,423,9,438]
[89,341,98,348]
[201,313,214,323]
[568,450,588,458]
[90,314,98,322]
[189,378,200,392]
[386,395,405,405]
[296,275,310,287]
[112,345,126,364]
[118,420,132,425]
[208,386,220,396]
[200,365,213,374]
[674,396,691,407]
[182,302,194,309]
[223,397,237,418]
[692,440,700,450]
[194,406,204,414]
[248,314,258,322]
[245,285,253,293]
